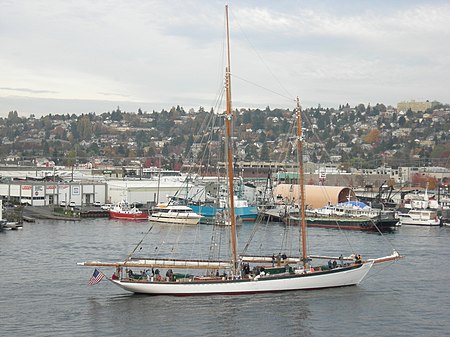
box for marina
[1,218,450,336]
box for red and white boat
[109,201,148,220]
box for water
[1,219,449,337]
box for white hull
[398,219,441,226]
[111,262,373,295]
[148,214,201,225]
[398,210,441,226]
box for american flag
[88,269,105,286]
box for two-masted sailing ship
[78,5,401,295]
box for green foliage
[0,102,448,170]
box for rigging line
[124,225,154,263]
[370,217,399,252]
[361,259,401,283]
[334,219,356,255]
[231,73,294,103]
[282,215,292,254]
[182,87,225,179]
[208,223,219,260]
[173,215,189,257]
[241,214,264,255]
[190,218,203,261]
[194,99,224,175]
[155,220,178,257]
[228,8,294,100]
[256,216,270,257]
[301,109,333,160]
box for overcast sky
[1,0,449,117]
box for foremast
[225,4,238,274]
[296,97,308,270]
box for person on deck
[276,253,281,266]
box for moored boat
[148,204,202,225]
[284,201,399,231]
[397,209,442,226]
[109,201,148,220]
[189,196,258,224]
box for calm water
[1,218,449,337]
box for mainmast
[296,97,308,269]
[225,5,238,273]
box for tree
[65,149,77,166]
[356,103,365,113]
[364,129,380,144]
[260,143,270,161]
[245,143,258,161]
[7,110,20,125]
[111,107,123,121]
[77,115,93,140]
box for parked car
[60,201,67,207]
[69,201,76,207]
[93,201,102,207]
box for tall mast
[225,5,238,273]
[296,97,308,269]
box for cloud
[0,0,449,116]
[0,87,57,94]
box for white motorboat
[397,209,442,226]
[148,204,202,225]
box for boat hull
[111,262,373,295]
[190,205,258,223]
[148,214,201,225]
[398,218,442,226]
[109,211,148,220]
[306,218,398,231]
[285,216,398,231]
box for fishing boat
[189,196,258,224]
[109,201,148,220]
[148,204,202,225]
[78,5,401,295]
[188,172,258,224]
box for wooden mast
[296,97,308,269]
[225,4,238,273]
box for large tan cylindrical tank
[273,184,355,209]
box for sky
[1,0,449,117]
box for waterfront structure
[0,167,202,207]
[0,180,107,207]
